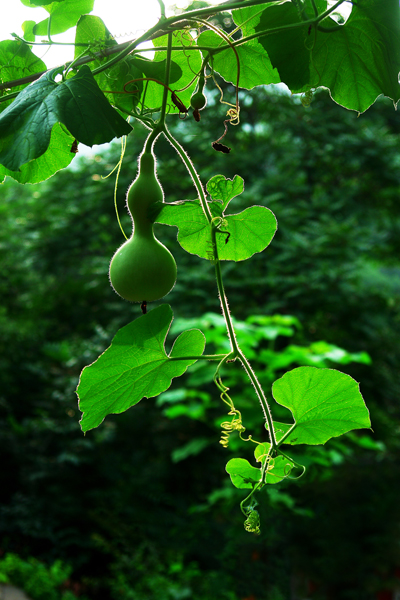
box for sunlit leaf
[272,367,371,445]
[33,0,94,36]
[77,304,205,432]
[198,30,279,89]
[0,40,46,113]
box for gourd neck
[139,152,156,177]
[132,219,155,238]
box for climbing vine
[0,0,399,533]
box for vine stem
[159,32,173,126]
[160,125,278,450]
[211,221,277,449]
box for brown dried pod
[212,141,231,154]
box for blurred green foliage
[1,87,400,599]
[0,553,83,600]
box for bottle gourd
[109,151,177,302]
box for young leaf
[272,367,371,445]
[226,458,261,489]
[206,174,244,211]
[0,122,75,184]
[0,65,132,172]
[153,200,277,262]
[77,305,206,433]
[33,0,95,36]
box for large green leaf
[33,0,94,36]
[77,305,206,432]
[272,367,371,445]
[253,0,400,112]
[0,40,46,113]
[0,65,131,172]
[198,30,279,90]
[154,200,277,262]
[303,0,400,112]
[255,3,310,90]
[0,123,75,184]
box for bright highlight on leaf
[77,305,205,433]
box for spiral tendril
[244,508,261,535]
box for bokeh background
[1,78,400,599]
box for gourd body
[109,152,177,302]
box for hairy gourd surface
[109,152,177,302]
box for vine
[0,0,395,534]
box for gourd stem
[161,126,213,223]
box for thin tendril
[102,135,129,240]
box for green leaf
[33,0,95,36]
[0,40,46,113]
[226,458,261,489]
[198,30,279,90]
[77,304,206,432]
[131,55,182,85]
[255,3,310,90]
[0,122,75,184]
[74,14,115,60]
[154,200,277,262]
[206,174,244,210]
[151,31,202,112]
[272,367,371,445]
[0,65,131,172]
[75,16,143,113]
[21,0,56,5]
[22,21,37,43]
[233,2,277,36]
[302,0,400,112]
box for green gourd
[190,74,207,111]
[109,151,177,302]
[190,91,207,111]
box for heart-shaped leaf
[272,367,371,445]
